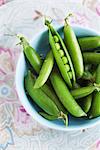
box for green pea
[55,43,60,50]
[65,64,70,72]
[68,71,73,79]
[62,56,68,64]
[59,49,64,57]
[54,35,59,42]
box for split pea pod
[34,50,54,88]
[18,35,42,73]
[45,19,76,88]
[64,15,84,78]
[25,71,60,116]
[78,36,100,51]
[78,94,92,113]
[71,85,99,99]
[89,65,100,118]
[83,52,100,64]
[50,69,86,117]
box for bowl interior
[16,25,100,130]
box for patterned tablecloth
[0,0,100,150]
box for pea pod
[50,69,86,117]
[34,50,54,88]
[41,83,67,114]
[39,112,58,120]
[79,95,92,113]
[83,52,100,64]
[25,71,60,116]
[78,36,100,51]
[89,65,100,118]
[64,16,84,78]
[18,35,42,73]
[71,85,99,99]
[39,111,68,126]
[45,19,76,88]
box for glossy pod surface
[50,69,86,117]
[83,52,100,64]
[34,50,54,88]
[64,23,84,78]
[25,71,60,116]
[79,94,92,113]
[20,36,42,73]
[89,65,100,118]
[71,85,96,99]
[78,36,100,51]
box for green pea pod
[71,85,97,99]
[64,19,84,78]
[89,65,100,118]
[50,69,86,117]
[18,35,42,73]
[79,94,92,113]
[45,20,76,88]
[41,84,68,114]
[34,50,54,88]
[39,111,68,126]
[83,52,100,64]
[25,71,60,116]
[39,112,58,120]
[78,36,100,51]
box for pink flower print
[96,3,100,16]
[12,105,42,136]
[0,0,5,6]
[96,140,100,150]
[0,47,14,74]
[0,73,19,105]
[70,12,90,27]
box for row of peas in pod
[17,14,100,126]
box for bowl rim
[15,25,100,131]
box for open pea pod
[45,20,76,88]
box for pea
[55,43,60,50]
[65,64,70,72]
[59,49,64,57]
[62,56,68,64]
[68,71,73,79]
[54,35,59,42]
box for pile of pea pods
[18,16,100,126]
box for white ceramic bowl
[16,25,100,131]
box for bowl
[15,25,100,131]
